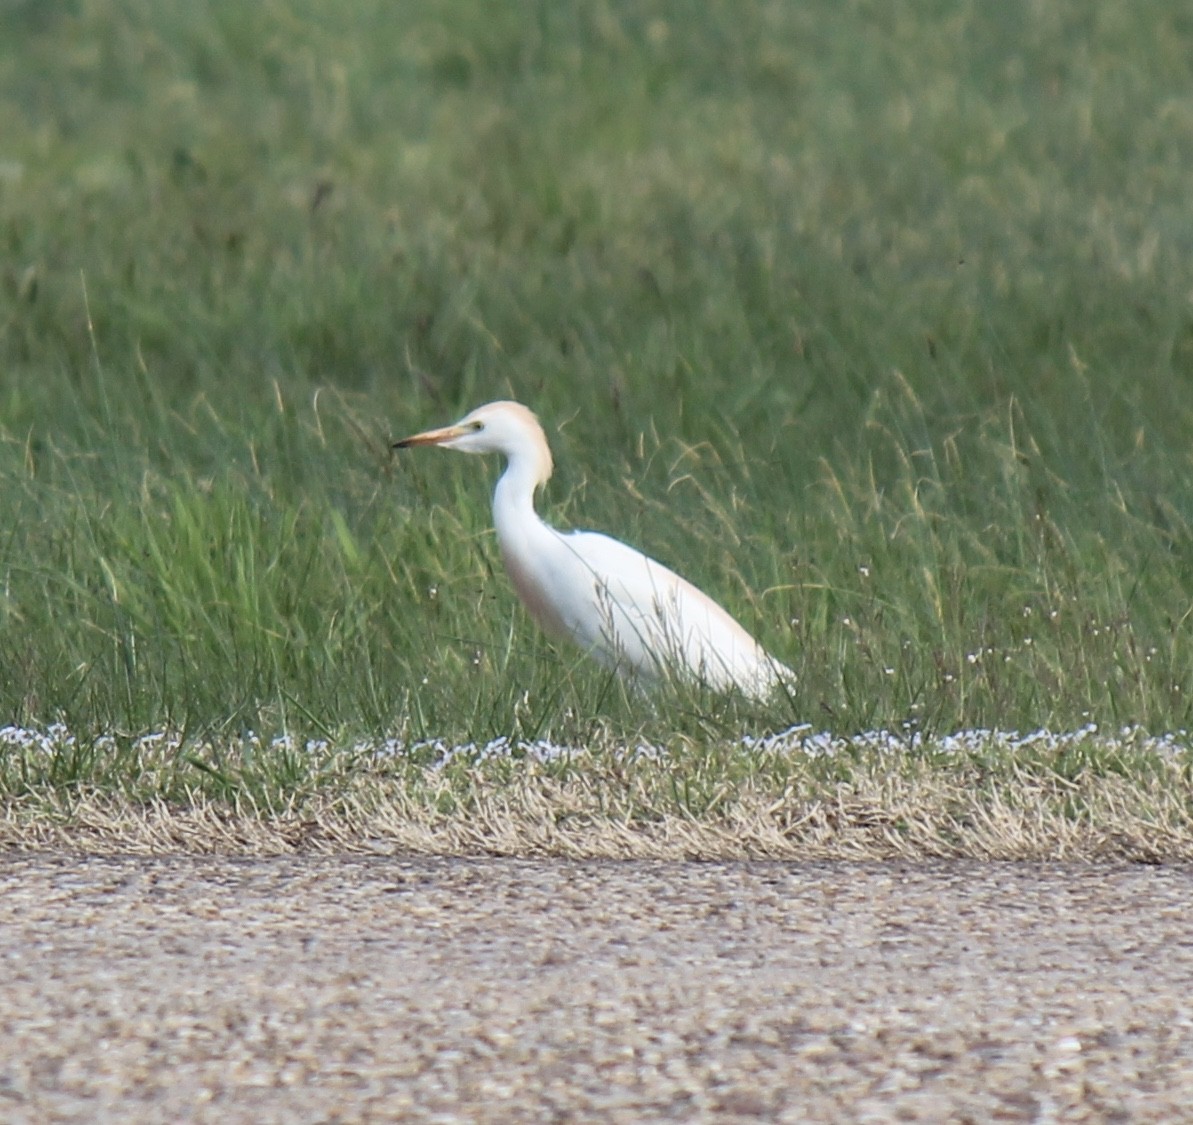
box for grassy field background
[2,0,1192,853]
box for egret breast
[499,541,575,642]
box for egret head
[394,401,554,483]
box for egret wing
[554,530,787,695]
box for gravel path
[0,856,1190,1122]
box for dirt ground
[0,855,1189,1122]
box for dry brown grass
[3,756,1191,861]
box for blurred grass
[1,0,1193,753]
[5,729,1193,862]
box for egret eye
[470,420,485,431]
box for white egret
[394,401,792,699]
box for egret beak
[392,423,468,450]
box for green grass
[2,0,1193,770]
